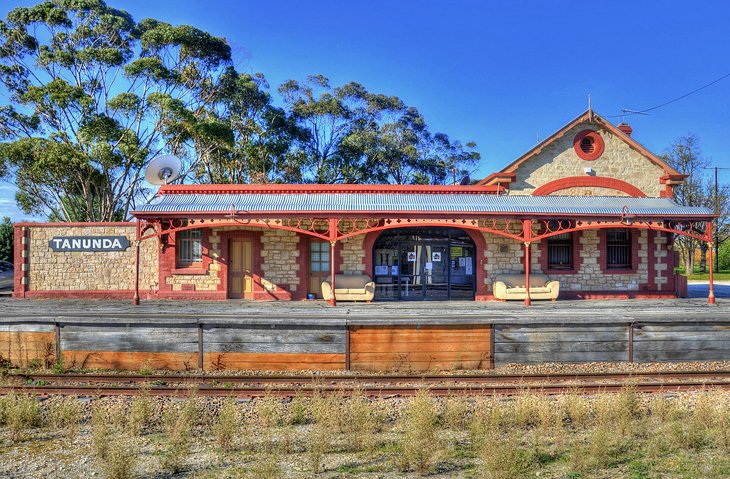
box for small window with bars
[310,241,330,273]
[176,229,202,266]
[606,230,631,269]
[547,233,573,270]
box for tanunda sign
[49,236,131,252]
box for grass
[676,266,730,281]
[2,387,730,478]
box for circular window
[573,130,604,160]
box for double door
[393,240,474,300]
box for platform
[1,289,728,373]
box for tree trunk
[699,243,708,273]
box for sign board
[432,252,442,262]
[49,236,131,252]
[451,246,463,257]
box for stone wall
[509,124,666,197]
[258,229,301,295]
[25,224,158,293]
[550,186,629,197]
[340,236,366,273]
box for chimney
[618,122,633,136]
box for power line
[608,72,730,118]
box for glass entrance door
[424,243,449,300]
[399,242,423,299]
[373,228,476,301]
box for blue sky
[1,0,729,221]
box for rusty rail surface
[3,370,730,397]
[7,369,730,385]
[2,382,730,397]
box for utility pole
[704,166,729,273]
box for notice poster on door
[459,257,466,267]
[391,265,398,276]
[407,252,417,262]
[426,262,433,270]
[432,252,442,262]
[465,257,473,275]
[375,265,389,276]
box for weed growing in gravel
[397,389,441,473]
[6,394,41,442]
[129,383,154,435]
[341,390,382,453]
[442,396,471,430]
[255,391,284,428]
[91,400,137,479]
[286,390,310,425]
[306,418,334,474]
[48,395,82,438]
[159,394,197,473]
[97,433,137,479]
[248,451,283,479]
[213,398,239,454]
[479,433,535,479]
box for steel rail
[3,381,730,398]
[7,370,730,386]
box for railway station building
[12,111,718,305]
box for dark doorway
[372,227,476,301]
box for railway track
[3,370,730,397]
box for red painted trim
[296,235,308,300]
[539,231,583,274]
[532,176,647,197]
[171,267,207,275]
[14,222,135,227]
[464,229,488,298]
[561,291,677,300]
[573,129,605,161]
[23,290,138,299]
[158,184,501,195]
[598,228,640,274]
[362,231,380,278]
[157,291,227,300]
[132,210,713,221]
[13,225,26,298]
[476,172,517,187]
[159,228,215,293]
[646,230,656,291]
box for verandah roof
[132,193,713,219]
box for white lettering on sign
[48,236,131,252]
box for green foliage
[0,217,12,262]
[0,0,231,221]
[279,75,480,185]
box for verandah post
[329,218,337,307]
[133,218,141,306]
[523,219,532,307]
[707,221,715,305]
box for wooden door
[308,240,331,298]
[228,239,253,299]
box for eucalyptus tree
[0,0,231,221]
[280,75,479,184]
[191,68,307,184]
